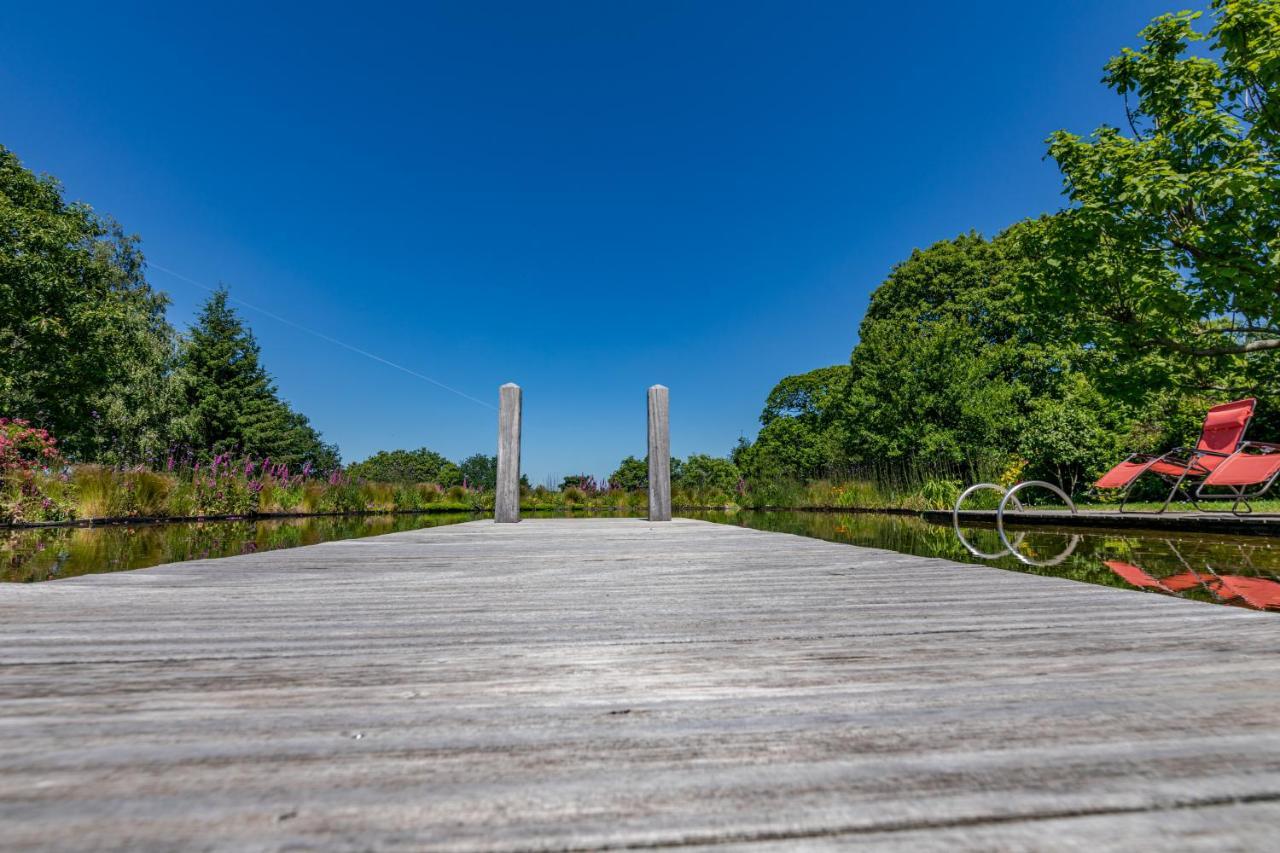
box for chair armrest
[1239,441,1280,454]
[1156,448,1215,473]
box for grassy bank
[11,460,1273,529]
[3,462,488,525]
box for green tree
[180,289,338,470]
[1030,0,1280,364]
[459,454,498,490]
[741,365,852,481]
[347,447,457,483]
[844,232,1035,466]
[608,455,648,491]
[675,454,740,494]
[0,145,190,461]
[840,229,1125,488]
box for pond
[1,513,478,583]
[689,510,1280,613]
[4,510,1279,613]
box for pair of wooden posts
[494,384,671,523]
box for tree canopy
[346,447,461,485]
[608,455,648,491]
[1028,0,1279,364]
[735,1,1280,496]
[459,454,498,490]
[0,145,191,462]
[735,365,851,482]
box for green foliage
[0,145,192,463]
[458,454,497,490]
[346,447,458,484]
[675,454,740,494]
[1028,0,1280,370]
[736,231,1126,492]
[608,455,648,491]
[0,418,76,523]
[730,3,1280,506]
[179,289,339,471]
[738,224,1199,498]
[1,145,346,470]
[844,230,1043,466]
[736,366,851,481]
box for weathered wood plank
[2,518,1279,850]
[494,382,522,524]
[648,385,671,521]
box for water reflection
[688,510,1280,612]
[2,513,476,583]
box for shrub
[1,419,76,523]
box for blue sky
[2,0,1177,483]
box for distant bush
[1,418,76,523]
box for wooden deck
[3,517,1280,850]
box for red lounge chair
[1095,398,1256,513]
[1195,441,1280,514]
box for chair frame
[1194,441,1280,515]
[1111,447,1235,514]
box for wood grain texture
[648,385,671,522]
[2,518,1279,851]
[495,383,522,524]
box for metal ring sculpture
[952,483,1026,559]
[996,480,1080,567]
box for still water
[1,513,477,583]
[690,510,1280,612]
[4,510,1279,612]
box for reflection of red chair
[1105,561,1203,593]
[1095,398,1255,512]
[1106,557,1280,611]
[1207,572,1280,610]
[1196,442,1280,513]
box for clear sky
[2,0,1177,483]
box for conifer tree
[179,289,339,470]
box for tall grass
[7,453,1014,527]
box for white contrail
[149,263,496,411]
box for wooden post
[495,383,522,523]
[648,385,671,522]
